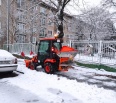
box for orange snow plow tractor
[25,38,77,74]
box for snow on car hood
[0,49,15,60]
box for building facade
[0,0,76,48]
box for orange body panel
[60,57,69,64]
[60,46,76,52]
[44,59,56,63]
[25,59,32,67]
[31,55,38,62]
[58,57,70,71]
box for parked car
[0,49,18,73]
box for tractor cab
[37,38,62,68]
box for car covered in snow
[0,49,18,73]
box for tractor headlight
[54,33,58,38]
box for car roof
[0,49,14,58]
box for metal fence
[3,43,38,55]
[3,41,116,68]
[70,40,116,68]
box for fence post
[69,40,72,47]
[11,44,13,53]
[98,40,102,68]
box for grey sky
[66,0,102,15]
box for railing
[70,40,116,68]
[3,43,38,55]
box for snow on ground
[1,59,116,103]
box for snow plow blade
[24,55,38,70]
[58,46,77,71]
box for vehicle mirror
[57,39,60,42]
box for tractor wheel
[44,63,54,74]
[29,62,36,70]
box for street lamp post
[7,0,10,51]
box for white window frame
[0,0,1,5]
[0,10,1,17]
[0,22,1,29]
[32,37,36,43]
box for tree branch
[49,0,58,8]
[64,0,71,6]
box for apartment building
[0,0,76,48]
[0,0,7,47]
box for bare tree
[9,0,41,43]
[102,0,116,23]
[102,0,116,8]
[79,7,115,40]
[46,0,71,38]
[9,10,18,43]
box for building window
[17,23,25,34]
[48,31,52,36]
[40,7,46,14]
[48,19,52,25]
[0,10,1,17]
[17,13,24,21]
[40,28,46,37]
[40,18,46,26]
[34,6,38,11]
[16,34,25,43]
[32,37,36,43]
[17,0,25,8]
[0,0,1,5]
[33,27,37,33]
[42,18,45,25]
[0,22,1,29]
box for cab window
[53,42,61,51]
[39,41,49,52]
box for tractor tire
[44,63,54,74]
[29,62,36,70]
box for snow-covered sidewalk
[74,54,116,67]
